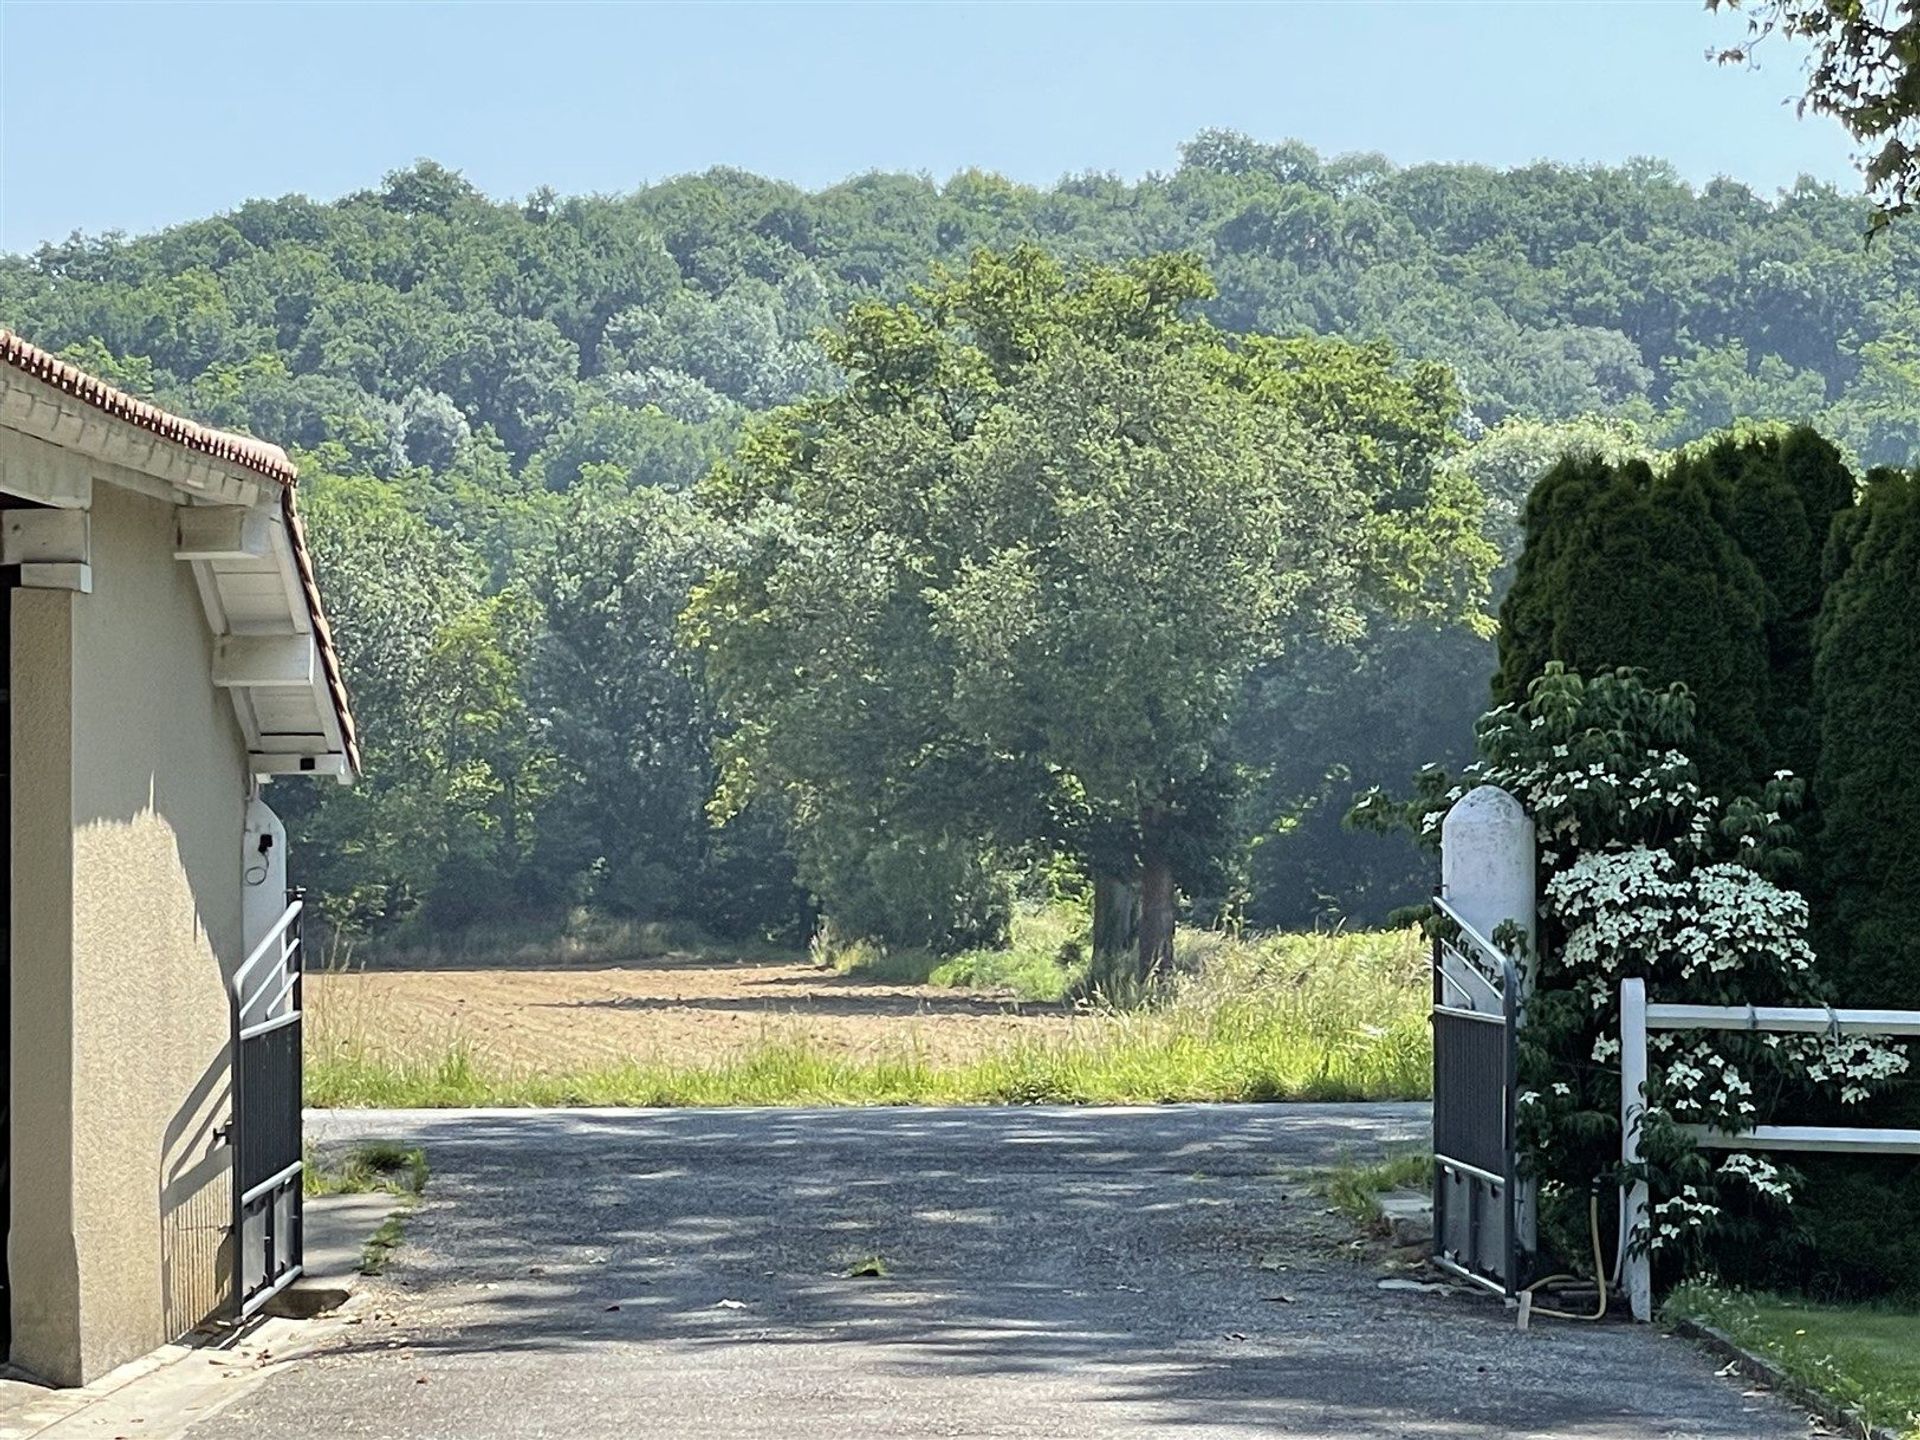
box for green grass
[305,1139,429,1198]
[303,1141,431,1274]
[825,902,1089,1002]
[1668,1282,1920,1439]
[1321,1149,1432,1229]
[308,924,1432,1109]
[359,1212,411,1275]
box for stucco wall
[10,484,251,1383]
[9,585,80,1380]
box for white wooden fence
[1619,977,1920,1321]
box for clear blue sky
[0,0,1859,254]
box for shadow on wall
[73,803,236,1342]
[160,1049,233,1337]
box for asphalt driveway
[187,1104,1808,1438]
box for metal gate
[1429,892,1522,1298]
[229,891,305,1319]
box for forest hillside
[4,132,1908,944]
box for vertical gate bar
[290,890,305,1274]
[1466,1161,1479,1273]
[1431,924,1444,1262]
[1503,959,1520,1296]
[1621,978,1652,1321]
[229,945,244,1320]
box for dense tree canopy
[688,248,1490,978]
[1494,426,1855,798]
[7,136,1918,944]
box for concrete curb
[1673,1317,1904,1440]
[0,1313,332,1440]
[0,1192,409,1440]
[265,1190,404,1318]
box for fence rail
[1645,1003,1920,1038]
[1620,977,1920,1321]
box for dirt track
[306,952,1076,1070]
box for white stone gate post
[1440,784,1538,1257]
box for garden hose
[1515,1191,1609,1325]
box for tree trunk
[1090,871,1140,993]
[1138,851,1177,982]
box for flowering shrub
[1355,664,1908,1278]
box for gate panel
[231,893,305,1318]
[1430,903,1522,1298]
[1434,1009,1509,1177]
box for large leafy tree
[530,486,811,941]
[1232,345,1506,931]
[690,247,1491,981]
[1712,0,1920,231]
[22,141,1920,947]
[277,466,546,934]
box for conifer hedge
[1481,425,1920,1288]
[1494,454,1771,796]
[1495,425,1857,798]
[1703,426,1856,779]
[1812,467,1920,1007]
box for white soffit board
[175,501,352,781]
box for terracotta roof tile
[0,326,297,485]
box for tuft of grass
[823,902,1089,1003]
[306,1139,429,1198]
[304,1140,431,1275]
[359,1212,411,1275]
[308,924,1431,1110]
[1321,1149,1432,1229]
[1667,1282,1920,1439]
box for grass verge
[360,1212,411,1276]
[305,1140,431,1275]
[1667,1282,1920,1439]
[309,926,1431,1108]
[1320,1150,1432,1229]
